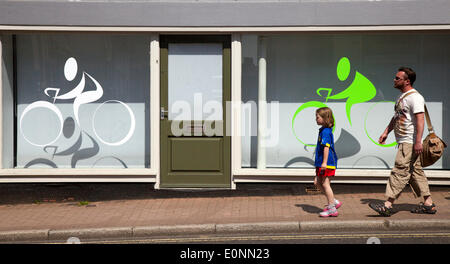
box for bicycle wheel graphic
[19,101,64,147]
[364,101,397,148]
[92,100,136,146]
[291,101,334,147]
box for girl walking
[314,107,341,217]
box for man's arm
[379,117,395,144]
[414,112,425,155]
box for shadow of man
[361,198,417,216]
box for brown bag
[421,105,447,167]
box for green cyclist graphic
[292,57,378,147]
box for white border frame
[231,33,242,190]
[150,34,161,188]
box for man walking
[369,67,437,216]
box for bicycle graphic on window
[291,57,397,148]
[19,57,136,168]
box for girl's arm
[321,146,329,170]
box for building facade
[1,0,449,188]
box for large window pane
[168,43,223,121]
[242,33,449,169]
[16,34,150,168]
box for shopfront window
[15,34,150,168]
[242,32,449,169]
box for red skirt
[315,167,336,177]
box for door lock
[160,107,169,120]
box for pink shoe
[335,199,343,209]
[319,206,339,217]
[322,199,342,211]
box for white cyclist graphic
[19,57,136,168]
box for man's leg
[409,153,436,214]
[385,143,414,208]
[409,156,433,205]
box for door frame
[159,35,231,188]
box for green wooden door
[160,35,231,188]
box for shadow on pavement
[295,204,322,214]
[361,198,422,217]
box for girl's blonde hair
[316,107,335,128]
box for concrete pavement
[0,183,449,242]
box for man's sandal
[369,202,395,217]
[411,203,437,214]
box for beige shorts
[386,143,431,199]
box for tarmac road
[43,230,450,244]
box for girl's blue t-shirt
[314,127,338,169]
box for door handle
[160,107,169,120]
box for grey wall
[0,0,449,27]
